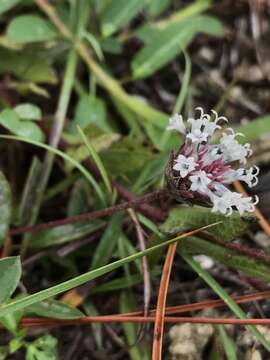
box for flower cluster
[166,108,259,216]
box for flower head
[166,108,259,216]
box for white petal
[167,114,186,134]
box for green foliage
[100,137,154,175]
[73,94,111,132]
[132,15,223,79]
[101,0,145,37]
[0,0,22,15]
[14,103,42,121]
[217,325,237,360]
[120,292,146,360]
[30,220,105,248]
[0,49,57,83]
[182,237,270,283]
[146,0,171,17]
[27,300,84,319]
[90,213,123,269]
[25,335,58,360]
[235,115,270,144]
[6,15,57,43]
[0,257,21,305]
[1,0,270,355]
[160,205,251,241]
[0,109,44,142]
[0,172,11,246]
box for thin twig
[19,289,270,328]
[21,316,270,327]
[152,242,178,360]
[10,190,168,236]
[114,289,270,317]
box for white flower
[211,192,234,216]
[229,192,258,215]
[173,155,196,178]
[237,166,259,187]
[167,114,186,134]
[222,166,259,187]
[166,109,259,216]
[202,146,222,167]
[189,170,212,193]
[220,130,252,164]
[186,118,209,143]
[186,108,226,144]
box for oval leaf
[0,0,21,15]
[0,109,44,142]
[0,257,21,305]
[132,15,223,79]
[6,15,57,43]
[0,172,11,246]
[27,300,84,319]
[101,0,144,37]
[14,103,42,121]
[30,220,105,248]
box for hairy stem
[11,189,169,236]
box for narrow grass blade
[217,325,237,360]
[77,126,112,202]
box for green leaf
[0,0,21,15]
[132,15,223,79]
[182,237,270,283]
[17,157,42,226]
[100,137,154,175]
[100,37,123,54]
[73,95,111,132]
[77,126,112,200]
[235,115,270,144]
[101,0,145,37]
[0,49,57,84]
[217,325,237,360]
[27,300,84,319]
[90,214,123,270]
[0,109,44,142]
[160,205,251,242]
[65,132,120,171]
[146,0,170,17]
[0,257,21,305]
[0,172,11,246]
[83,302,103,349]
[83,32,104,61]
[120,292,143,360]
[6,15,57,44]
[26,335,58,360]
[30,220,105,248]
[14,103,42,121]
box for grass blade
[77,126,112,202]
